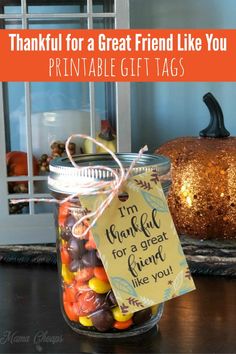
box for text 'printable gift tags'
[80,170,195,314]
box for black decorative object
[200,92,230,138]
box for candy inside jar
[58,201,162,336]
[49,153,171,337]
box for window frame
[0,0,131,244]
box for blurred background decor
[157,93,236,241]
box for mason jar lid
[48,153,171,194]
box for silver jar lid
[48,153,171,194]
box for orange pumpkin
[156,93,236,240]
[6,151,39,192]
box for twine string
[11,134,148,239]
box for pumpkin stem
[200,92,230,138]
[98,120,115,141]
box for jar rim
[48,153,171,194]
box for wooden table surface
[0,264,235,354]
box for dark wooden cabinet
[0,264,235,353]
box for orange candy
[64,285,78,303]
[73,291,99,316]
[85,241,96,250]
[113,319,133,330]
[94,267,109,282]
[63,291,67,303]
[75,282,90,294]
[60,246,71,265]
[75,267,94,282]
[58,202,70,225]
[85,231,97,250]
[63,301,78,322]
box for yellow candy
[79,316,93,327]
[112,306,133,322]
[151,305,159,315]
[88,277,111,294]
[60,238,66,246]
[61,264,74,284]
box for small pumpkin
[6,151,39,193]
[156,92,236,240]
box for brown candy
[107,290,118,306]
[91,309,114,332]
[133,308,152,325]
[82,251,102,268]
[67,238,86,260]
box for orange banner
[0,29,235,81]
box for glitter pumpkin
[156,92,236,240]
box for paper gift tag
[80,170,195,314]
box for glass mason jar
[48,153,171,337]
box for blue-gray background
[130,0,236,151]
